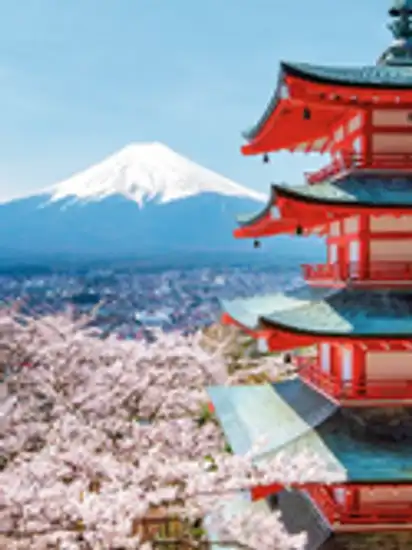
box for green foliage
[196,403,216,427]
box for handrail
[302,261,412,283]
[305,485,338,523]
[340,505,412,524]
[306,152,412,184]
[307,484,412,525]
[298,358,412,400]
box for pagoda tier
[235,173,412,288]
[243,56,412,157]
[242,61,412,158]
[235,173,412,239]
[207,379,412,541]
[221,287,412,406]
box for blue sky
[0,0,394,200]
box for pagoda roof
[283,62,412,90]
[222,287,412,339]
[234,174,412,237]
[275,174,412,208]
[243,61,412,155]
[207,379,412,482]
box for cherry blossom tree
[0,307,340,549]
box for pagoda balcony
[306,486,412,530]
[306,153,412,185]
[302,261,412,287]
[302,263,341,282]
[297,357,412,405]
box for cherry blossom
[0,307,339,549]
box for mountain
[48,142,265,205]
[0,142,324,263]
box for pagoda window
[366,351,412,382]
[329,243,338,264]
[359,485,412,506]
[341,347,354,382]
[320,343,331,374]
[348,240,360,279]
[329,221,340,237]
[370,214,412,232]
[344,216,360,235]
[372,109,412,127]
[370,239,412,261]
[372,133,412,153]
[349,240,360,262]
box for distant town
[1,264,301,340]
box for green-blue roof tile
[207,380,412,482]
[223,287,412,337]
[282,61,412,88]
[221,285,333,331]
[276,174,412,207]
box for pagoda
[207,2,412,548]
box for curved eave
[282,61,412,90]
[237,185,277,227]
[234,218,298,239]
[222,289,412,346]
[274,184,412,211]
[259,316,412,341]
[241,101,342,156]
[241,61,412,156]
[234,184,323,239]
[241,64,345,155]
[242,68,285,142]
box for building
[207,2,412,548]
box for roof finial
[388,0,412,39]
[378,1,412,64]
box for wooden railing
[302,263,341,281]
[306,485,412,526]
[340,505,412,525]
[297,357,412,401]
[306,152,412,184]
[302,261,412,284]
[305,485,339,523]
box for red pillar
[359,214,370,279]
[353,346,366,396]
[363,109,373,167]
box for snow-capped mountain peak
[47,142,265,206]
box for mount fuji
[0,142,322,263]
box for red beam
[233,218,297,239]
[251,483,283,501]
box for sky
[0,0,396,201]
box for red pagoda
[207,2,412,548]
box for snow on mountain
[47,142,266,206]
[0,141,324,261]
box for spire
[378,1,412,64]
[388,0,412,40]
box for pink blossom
[0,308,334,549]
